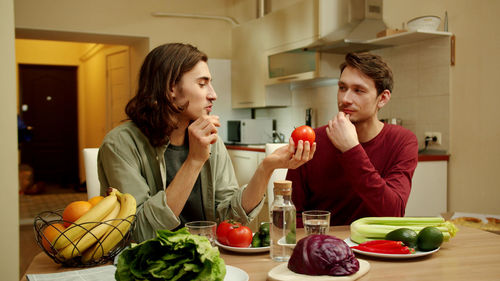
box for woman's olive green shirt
[97,121,263,242]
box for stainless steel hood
[306,0,389,54]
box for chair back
[265,143,289,206]
[83,148,100,200]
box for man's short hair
[340,52,393,95]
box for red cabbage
[287,234,359,276]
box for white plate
[224,265,249,281]
[344,238,439,259]
[215,239,270,253]
[267,259,370,281]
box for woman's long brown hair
[125,43,207,147]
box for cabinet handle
[277,76,299,81]
[450,35,456,66]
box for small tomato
[216,220,242,245]
[226,225,253,248]
[291,125,316,145]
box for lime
[385,228,418,248]
[417,226,443,251]
[261,234,270,247]
[259,222,270,235]
[285,231,296,244]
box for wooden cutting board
[267,259,370,281]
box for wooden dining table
[22,225,500,280]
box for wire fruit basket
[34,209,136,267]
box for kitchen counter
[22,225,500,280]
[225,144,450,162]
[225,144,266,152]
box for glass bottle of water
[270,180,296,262]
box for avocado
[417,226,443,251]
[385,228,418,248]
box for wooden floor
[19,184,87,277]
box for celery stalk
[350,217,457,244]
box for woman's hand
[264,137,316,171]
[105,187,118,196]
[186,115,220,165]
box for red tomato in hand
[216,220,252,247]
[226,225,253,248]
[291,125,315,145]
[216,220,242,245]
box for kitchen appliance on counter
[227,119,274,145]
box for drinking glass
[302,210,331,235]
[185,221,217,246]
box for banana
[53,192,118,251]
[81,191,136,263]
[57,200,121,260]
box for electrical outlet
[424,132,442,145]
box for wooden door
[19,64,79,188]
[106,50,130,131]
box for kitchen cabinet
[227,149,265,187]
[230,0,318,107]
[262,0,317,53]
[227,148,268,231]
[405,160,448,216]
[231,19,291,108]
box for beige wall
[14,0,234,58]
[16,39,91,65]
[1,0,20,279]
[383,0,500,216]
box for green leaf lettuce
[115,228,226,281]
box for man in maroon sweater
[287,52,418,227]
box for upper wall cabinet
[231,17,291,108]
[261,0,318,54]
[231,0,325,108]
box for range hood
[305,0,389,53]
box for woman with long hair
[98,43,316,242]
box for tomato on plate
[291,125,315,145]
[216,220,253,248]
[216,220,240,245]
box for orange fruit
[62,201,92,227]
[88,195,104,206]
[41,223,66,253]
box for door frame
[15,29,149,184]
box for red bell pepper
[359,240,405,248]
[352,244,415,254]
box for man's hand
[264,137,316,170]
[186,115,220,165]
[326,112,359,152]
